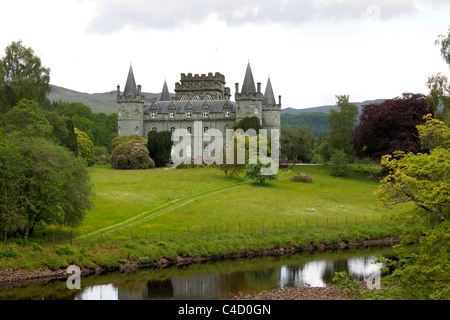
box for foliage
[111,143,155,170]
[1,99,52,137]
[436,25,450,67]
[328,149,349,177]
[291,173,313,183]
[232,116,262,133]
[55,244,74,256]
[0,135,93,238]
[280,124,314,165]
[147,131,173,168]
[55,102,118,152]
[319,95,359,162]
[0,41,51,113]
[417,114,450,150]
[372,116,450,299]
[426,73,450,125]
[332,271,362,299]
[75,128,94,163]
[0,244,18,258]
[352,93,431,161]
[244,158,279,184]
[111,134,147,152]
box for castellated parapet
[175,72,231,101]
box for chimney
[235,83,239,94]
[257,83,261,94]
[279,95,282,106]
[137,85,142,96]
[117,85,120,96]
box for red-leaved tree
[352,93,433,161]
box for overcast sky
[1,0,449,109]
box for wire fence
[32,213,388,249]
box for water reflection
[72,250,388,300]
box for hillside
[281,99,385,115]
[48,85,171,115]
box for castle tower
[117,65,145,137]
[175,72,231,101]
[262,77,281,129]
[235,62,264,125]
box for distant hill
[48,85,173,115]
[281,99,386,115]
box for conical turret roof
[241,62,257,94]
[263,77,276,105]
[123,65,137,96]
[160,80,171,101]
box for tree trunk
[24,218,31,240]
[3,225,6,245]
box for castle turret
[262,77,281,129]
[160,80,171,101]
[117,65,145,137]
[235,62,264,124]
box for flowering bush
[111,143,155,170]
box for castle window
[180,95,188,101]
[135,126,140,134]
[187,126,192,135]
[203,111,209,118]
[203,126,209,135]
[192,95,201,101]
[225,111,230,118]
[186,112,192,118]
[170,112,175,119]
[170,126,175,133]
[151,126,157,132]
[204,95,212,101]
[151,112,156,119]
[119,111,122,117]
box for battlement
[180,72,226,83]
[117,95,145,104]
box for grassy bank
[0,222,420,278]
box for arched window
[170,126,175,133]
[151,126,157,132]
[135,126,140,134]
[203,125,209,135]
[187,126,192,135]
[192,95,201,101]
[180,95,188,101]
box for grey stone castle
[117,62,281,140]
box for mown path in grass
[79,177,254,239]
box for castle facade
[116,62,281,141]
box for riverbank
[0,225,408,288]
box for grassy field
[66,164,410,242]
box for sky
[1,0,449,109]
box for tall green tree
[319,95,359,162]
[147,131,173,167]
[280,124,314,166]
[0,41,51,113]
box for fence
[29,213,387,249]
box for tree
[233,116,262,133]
[328,149,349,177]
[0,135,93,238]
[75,128,94,163]
[280,124,314,166]
[111,143,155,170]
[319,95,358,162]
[1,99,52,137]
[371,116,449,299]
[352,93,431,161]
[245,158,279,184]
[436,25,450,67]
[147,131,173,168]
[0,41,51,113]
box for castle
[117,62,281,141]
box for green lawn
[73,165,410,241]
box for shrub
[291,173,313,183]
[0,244,18,258]
[328,149,349,177]
[112,143,155,170]
[55,244,74,256]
